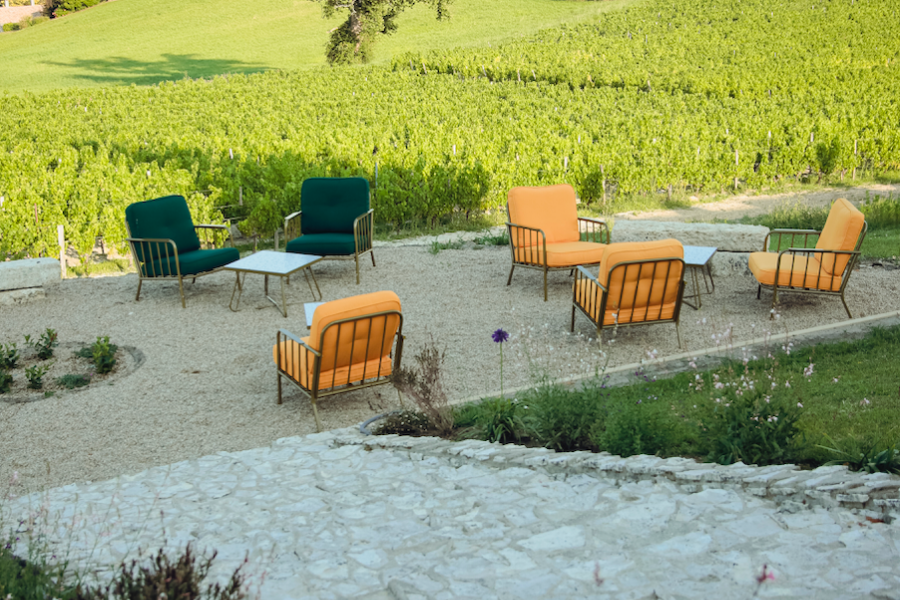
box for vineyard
[1,0,899,260]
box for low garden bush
[381,324,900,474]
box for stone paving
[7,428,900,599]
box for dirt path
[0,5,41,26]
[614,183,900,222]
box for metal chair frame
[276,310,404,432]
[283,209,375,284]
[571,257,686,347]
[756,223,867,319]
[126,222,233,309]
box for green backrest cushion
[125,195,200,262]
[301,178,370,235]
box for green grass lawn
[0,0,625,93]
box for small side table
[682,245,717,310]
[225,251,323,318]
[304,302,325,328]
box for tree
[315,0,451,65]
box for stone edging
[320,427,900,521]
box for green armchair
[283,177,375,284]
[125,195,239,308]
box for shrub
[596,399,680,457]
[0,541,73,600]
[74,543,248,600]
[25,328,58,360]
[0,370,12,394]
[393,337,453,436]
[525,380,607,452]
[703,390,804,466]
[0,343,20,370]
[43,0,102,18]
[24,364,51,389]
[78,336,117,374]
[56,373,91,389]
[818,436,900,475]
[372,410,433,435]
[454,397,525,444]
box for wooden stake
[57,225,66,279]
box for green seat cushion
[125,195,201,263]
[300,178,370,235]
[146,247,239,278]
[286,233,357,256]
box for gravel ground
[2,243,899,494]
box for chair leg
[841,291,853,319]
[675,322,682,349]
[135,278,143,302]
[543,267,548,302]
[371,250,376,267]
[311,399,323,433]
[396,386,405,409]
[570,303,576,332]
[757,284,761,299]
[355,254,361,285]
[178,276,186,309]
[507,264,515,286]
[277,372,283,405]
[770,287,778,319]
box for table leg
[264,275,289,317]
[683,266,701,310]
[228,272,244,312]
[304,267,323,301]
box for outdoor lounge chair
[749,198,867,318]
[571,239,685,346]
[506,184,610,301]
[125,195,238,308]
[274,291,404,432]
[283,177,375,284]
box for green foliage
[43,0,103,18]
[372,410,433,435]
[88,336,117,374]
[317,0,452,65]
[55,373,92,389]
[817,436,900,475]
[596,399,680,458]
[24,364,51,389]
[0,370,12,394]
[703,390,803,466]
[74,543,247,600]
[524,381,606,452]
[428,239,464,254]
[25,328,59,360]
[859,193,900,229]
[473,231,508,247]
[453,397,525,443]
[0,343,20,370]
[0,542,74,600]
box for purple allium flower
[492,328,509,344]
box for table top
[304,302,325,328]
[225,250,322,276]
[683,245,717,267]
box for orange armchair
[749,198,867,318]
[274,291,404,431]
[571,239,686,346]
[506,184,610,301]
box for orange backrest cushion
[309,291,401,376]
[507,184,580,246]
[815,198,865,275]
[598,239,684,309]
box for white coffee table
[682,245,717,310]
[225,251,322,317]
[304,302,325,328]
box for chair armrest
[764,229,820,252]
[577,217,611,244]
[284,211,302,243]
[277,329,321,358]
[126,237,179,277]
[575,265,608,293]
[353,209,375,252]
[506,222,547,248]
[194,224,233,248]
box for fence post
[57,225,66,279]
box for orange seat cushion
[273,290,401,391]
[815,198,865,275]
[508,185,580,247]
[514,241,607,268]
[574,279,680,325]
[748,252,843,291]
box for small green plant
[525,380,607,452]
[597,399,679,457]
[24,364,51,389]
[473,231,509,247]
[703,390,803,466]
[79,337,117,374]
[25,328,59,360]
[0,540,74,600]
[429,239,465,254]
[0,343,20,370]
[0,370,12,394]
[454,397,525,443]
[55,373,92,390]
[372,410,434,435]
[817,436,900,475]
